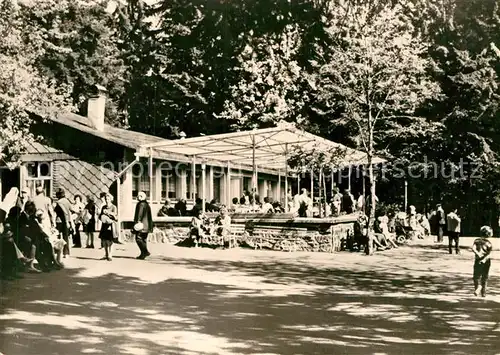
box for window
[132,163,156,200]
[25,162,52,197]
[267,180,273,198]
[243,177,251,192]
[160,166,176,200]
[186,169,197,199]
[213,177,221,203]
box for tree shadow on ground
[0,248,499,355]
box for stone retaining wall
[122,219,355,253]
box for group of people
[189,206,232,248]
[0,184,156,279]
[0,187,67,278]
[157,198,222,217]
[156,187,370,219]
[0,185,494,297]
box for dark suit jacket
[134,200,153,233]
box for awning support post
[148,148,154,202]
[227,160,231,207]
[284,143,289,211]
[348,165,352,192]
[252,133,256,209]
[202,162,206,213]
[310,170,314,207]
[191,156,197,201]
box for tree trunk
[319,168,323,218]
[323,169,327,217]
[368,158,376,224]
[367,118,376,230]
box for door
[0,168,20,200]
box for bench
[196,224,244,249]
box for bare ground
[0,240,499,355]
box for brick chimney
[87,84,107,131]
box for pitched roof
[46,112,167,150]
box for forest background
[1,0,499,233]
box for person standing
[297,188,311,218]
[98,193,117,261]
[342,189,355,214]
[446,209,461,254]
[286,189,294,212]
[71,194,85,248]
[332,188,342,216]
[472,226,493,297]
[356,193,365,213]
[133,191,153,260]
[96,192,107,249]
[83,195,97,248]
[54,189,74,258]
[32,185,56,230]
[436,204,446,243]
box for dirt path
[1,242,499,354]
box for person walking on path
[472,226,493,297]
[98,193,117,261]
[446,209,461,254]
[436,204,446,243]
[133,191,153,260]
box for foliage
[307,0,440,222]
[220,23,308,129]
[19,0,127,126]
[2,0,500,230]
[287,143,347,174]
[0,0,72,165]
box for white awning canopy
[136,124,386,173]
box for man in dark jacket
[134,191,153,260]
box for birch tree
[310,0,440,225]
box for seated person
[261,197,275,214]
[189,210,210,247]
[352,214,369,251]
[1,222,31,279]
[377,215,398,248]
[35,209,65,269]
[16,201,42,273]
[158,200,179,217]
[190,198,203,217]
[213,206,231,248]
[297,201,308,218]
[394,211,408,236]
[207,199,220,213]
[174,199,188,216]
[353,214,386,253]
[235,198,249,213]
[230,197,239,212]
[418,214,431,236]
[272,201,284,213]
